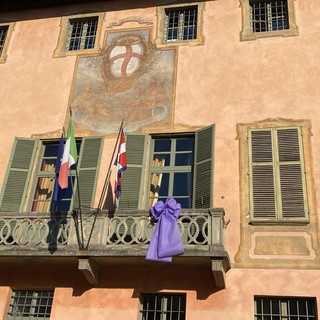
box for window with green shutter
[249,127,308,222]
[0,137,103,213]
[119,125,215,210]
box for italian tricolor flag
[58,117,77,189]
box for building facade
[0,0,319,319]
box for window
[53,13,104,58]
[0,25,9,56]
[254,296,317,320]
[240,0,298,40]
[0,23,14,63]
[31,140,81,212]
[7,290,53,319]
[164,6,198,42]
[156,3,204,47]
[0,137,103,213]
[119,125,214,210]
[66,17,98,51]
[140,293,186,320]
[250,0,289,33]
[248,127,308,222]
[149,136,194,208]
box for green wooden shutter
[277,128,307,219]
[118,133,147,209]
[250,129,277,219]
[74,137,103,210]
[0,138,37,212]
[193,125,215,208]
[250,127,307,221]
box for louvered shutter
[193,125,215,208]
[0,138,37,212]
[118,134,147,209]
[277,128,307,219]
[250,127,307,221]
[250,130,277,219]
[74,137,103,210]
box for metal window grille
[66,17,98,51]
[164,6,197,42]
[140,293,186,320]
[254,297,317,320]
[0,25,9,56]
[250,0,289,32]
[7,290,54,320]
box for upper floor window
[67,17,98,51]
[31,140,81,213]
[53,13,104,58]
[156,3,204,47]
[250,0,289,32]
[140,293,186,320]
[0,23,14,63]
[164,6,198,42]
[248,127,308,222]
[149,136,194,208]
[118,125,215,210]
[254,296,317,320]
[240,0,298,40]
[0,137,103,213]
[7,290,53,320]
[0,25,9,56]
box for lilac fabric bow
[146,197,184,262]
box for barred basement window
[66,17,98,51]
[140,293,186,320]
[0,25,9,57]
[254,296,317,320]
[7,290,53,319]
[164,6,198,42]
[250,0,289,33]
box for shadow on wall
[73,266,220,300]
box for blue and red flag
[114,128,127,198]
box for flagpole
[84,120,124,250]
[69,107,85,250]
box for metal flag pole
[68,107,85,250]
[84,120,124,250]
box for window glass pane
[153,154,170,167]
[173,172,192,197]
[154,139,171,152]
[176,138,194,151]
[175,153,193,166]
[153,173,169,197]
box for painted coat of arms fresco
[70,29,176,134]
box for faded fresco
[70,29,176,134]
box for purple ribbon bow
[146,197,184,262]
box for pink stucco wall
[0,0,320,318]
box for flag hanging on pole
[59,116,77,189]
[52,133,64,201]
[114,128,127,198]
